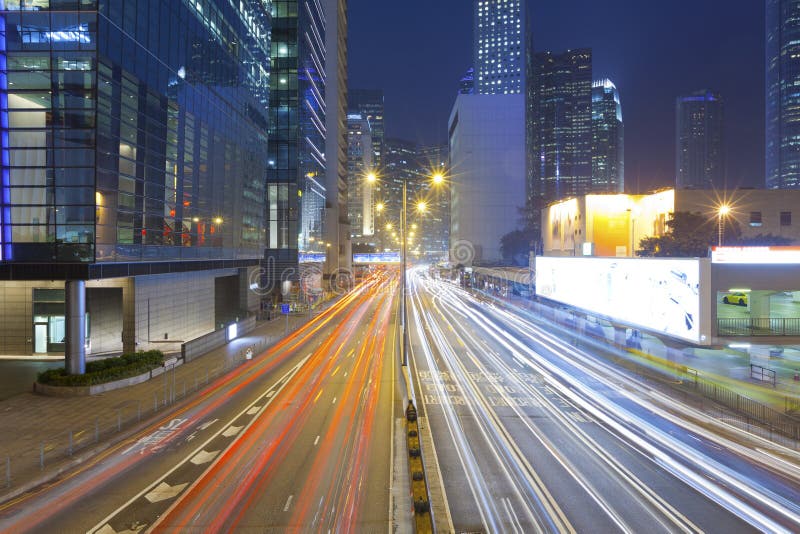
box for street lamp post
[401,179,408,366]
[718,205,730,247]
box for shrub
[38,350,166,387]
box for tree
[636,211,741,258]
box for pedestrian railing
[1,332,278,493]
[717,317,800,336]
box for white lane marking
[314,435,320,446]
[89,355,311,534]
[332,397,337,405]
[222,425,243,438]
[197,419,218,431]
[344,372,348,377]
[284,495,294,512]
[246,406,261,415]
[94,525,117,534]
[266,390,275,398]
[145,482,188,504]
[190,450,220,465]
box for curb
[405,400,433,533]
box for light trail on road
[408,267,800,533]
[3,272,400,534]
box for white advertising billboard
[535,256,702,343]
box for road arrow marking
[95,524,146,534]
[190,450,220,465]
[198,419,218,431]
[145,482,188,503]
[222,425,243,437]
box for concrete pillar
[122,278,136,354]
[65,280,86,375]
[750,291,771,319]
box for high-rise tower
[767,0,800,189]
[474,0,528,95]
[592,79,625,193]
[529,49,593,204]
[348,89,385,169]
[675,90,724,189]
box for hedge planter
[35,350,170,397]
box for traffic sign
[281,303,290,314]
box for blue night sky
[347,0,764,192]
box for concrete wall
[86,288,123,354]
[449,94,526,263]
[134,269,237,352]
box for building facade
[0,0,271,362]
[592,79,624,194]
[267,0,327,265]
[348,88,384,169]
[528,49,593,210]
[323,0,351,279]
[346,114,373,240]
[418,143,450,255]
[766,0,800,189]
[543,188,800,258]
[676,90,724,190]
[473,0,528,95]
[449,94,526,264]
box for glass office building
[1,0,270,264]
[592,79,624,193]
[0,1,271,359]
[529,49,593,202]
[766,0,800,189]
[675,90,724,190]
[267,0,326,262]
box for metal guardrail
[717,317,800,336]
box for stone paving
[0,311,314,502]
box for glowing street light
[718,204,731,246]
[366,172,377,184]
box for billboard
[535,256,703,343]
[353,252,400,264]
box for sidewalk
[0,310,319,503]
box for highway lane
[0,272,407,533]
[407,267,800,533]
[149,273,398,532]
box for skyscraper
[767,0,800,189]
[0,1,271,364]
[592,79,625,193]
[267,0,349,285]
[675,90,724,189]
[529,49,593,210]
[348,89,385,169]
[346,115,374,239]
[474,0,528,95]
[323,0,351,277]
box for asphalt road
[0,272,408,533]
[407,267,800,533]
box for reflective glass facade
[592,79,624,193]
[766,0,800,189]
[0,0,271,264]
[267,0,326,256]
[529,49,593,202]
